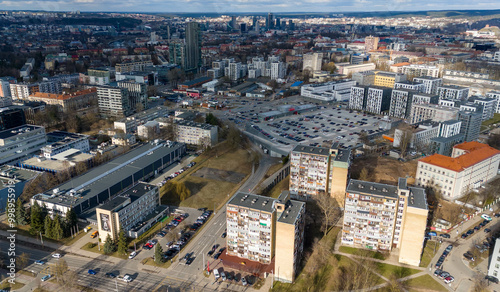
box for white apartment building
[270,62,287,80]
[137,121,160,140]
[337,63,376,75]
[437,85,470,100]
[226,62,242,81]
[349,86,368,111]
[410,104,459,124]
[399,64,439,78]
[175,120,218,147]
[248,69,261,79]
[486,91,500,113]
[412,93,439,105]
[114,106,168,134]
[488,238,500,278]
[302,53,323,72]
[365,87,392,115]
[415,142,500,199]
[394,81,425,93]
[472,97,496,121]
[0,125,47,165]
[413,76,443,95]
[393,122,439,149]
[97,86,130,118]
[389,89,417,118]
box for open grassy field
[0,280,25,291]
[338,246,387,260]
[160,141,258,210]
[405,274,448,291]
[351,156,418,185]
[482,113,500,127]
[81,242,128,260]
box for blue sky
[1,0,499,13]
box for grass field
[161,142,257,210]
[420,241,441,267]
[482,113,500,127]
[338,246,387,260]
[0,280,25,290]
[81,242,129,260]
[375,262,421,279]
[405,274,447,291]
[260,176,290,198]
[351,156,418,185]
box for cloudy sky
[1,0,499,13]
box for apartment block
[412,93,439,105]
[349,86,368,111]
[97,86,130,118]
[302,52,323,72]
[394,81,425,93]
[226,191,305,282]
[365,36,380,52]
[301,80,357,102]
[389,89,417,118]
[342,178,428,266]
[116,81,148,112]
[96,182,168,241]
[413,76,443,95]
[289,143,351,204]
[115,60,154,74]
[437,85,470,100]
[488,238,500,278]
[175,120,218,147]
[416,142,500,199]
[409,104,459,125]
[393,122,439,150]
[353,71,406,88]
[472,97,496,121]
[365,87,392,115]
[337,63,376,75]
[270,62,287,80]
[398,64,439,78]
[458,110,482,142]
[486,91,500,113]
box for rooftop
[419,142,500,172]
[0,125,44,140]
[228,192,276,213]
[276,191,305,225]
[98,182,155,212]
[347,179,398,199]
[176,120,215,130]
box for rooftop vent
[358,184,364,189]
[370,186,374,190]
[382,188,388,192]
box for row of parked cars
[433,269,455,284]
[157,162,197,187]
[435,244,453,269]
[189,210,212,232]
[213,269,251,286]
[461,216,492,239]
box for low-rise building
[0,165,40,212]
[486,91,500,113]
[0,125,46,165]
[301,80,356,102]
[96,182,168,241]
[114,106,168,134]
[352,70,406,88]
[137,121,160,140]
[175,120,218,147]
[415,142,500,199]
[342,178,428,266]
[19,149,94,174]
[41,131,89,158]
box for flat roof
[408,187,427,210]
[98,196,129,212]
[176,120,215,130]
[0,125,44,140]
[347,179,399,199]
[34,142,184,208]
[180,76,212,87]
[277,192,305,225]
[228,192,276,213]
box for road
[426,212,500,292]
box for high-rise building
[0,108,26,131]
[389,89,417,119]
[289,143,351,204]
[437,85,470,100]
[472,97,496,121]
[394,81,425,93]
[288,19,295,30]
[365,86,392,115]
[458,110,482,142]
[0,77,16,98]
[226,191,305,282]
[117,81,148,112]
[266,13,274,29]
[364,36,380,52]
[97,86,130,118]
[413,76,443,95]
[169,42,186,69]
[486,91,500,113]
[302,53,323,73]
[342,178,428,266]
[270,62,286,80]
[185,22,202,73]
[349,85,368,111]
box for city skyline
[1,2,500,13]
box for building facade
[416,142,500,199]
[97,86,130,118]
[437,85,470,100]
[413,77,443,95]
[175,120,218,147]
[342,178,428,266]
[0,125,46,165]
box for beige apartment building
[415,141,500,199]
[175,120,218,147]
[289,143,351,204]
[226,191,305,283]
[342,178,428,266]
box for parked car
[52,253,62,258]
[485,228,491,233]
[35,260,44,265]
[129,251,137,259]
[88,269,97,275]
[221,232,227,238]
[242,277,248,286]
[445,245,453,252]
[485,275,499,284]
[428,232,437,237]
[123,274,133,283]
[41,275,52,282]
[221,272,227,281]
[105,272,116,278]
[481,214,492,221]
[213,269,220,279]
[434,269,443,277]
[444,276,455,284]
[439,234,451,238]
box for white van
[213,269,220,279]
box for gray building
[185,22,202,73]
[349,86,368,111]
[437,85,470,100]
[471,97,496,121]
[97,86,130,118]
[458,110,482,142]
[389,89,418,118]
[31,141,186,221]
[0,165,40,212]
[365,86,392,115]
[413,76,443,95]
[488,238,500,279]
[117,81,148,112]
[0,125,46,165]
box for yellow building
[342,178,428,266]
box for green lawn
[80,242,128,260]
[420,241,441,267]
[405,274,447,292]
[375,262,421,279]
[482,113,500,127]
[0,280,25,290]
[259,176,289,198]
[338,246,387,260]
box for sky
[0,0,500,14]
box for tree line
[23,201,78,240]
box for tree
[103,234,116,255]
[44,216,54,239]
[358,167,370,181]
[117,228,128,255]
[17,252,30,271]
[54,258,69,283]
[15,199,27,225]
[154,243,164,264]
[65,208,78,230]
[316,194,340,236]
[205,113,219,126]
[52,215,64,240]
[29,201,44,235]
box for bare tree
[316,194,340,236]
[395,124,413,158]
[16,253,30,271]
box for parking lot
[216,96,392,153]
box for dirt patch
[351,155,418,185]
[191,167,246,184]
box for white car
[123,274,133,283]
[129,251,137,259]
[481,214,492,221]
[52,253,62,259]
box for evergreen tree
[52,215,63,240]
[117,228,128,255]
[15,199,27,225]
[205,113,220,126]
[44,216,54,239]
[64,208,77,237]
[154,243,163,264]
[103,234,116,255]
[29,201,44,235]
